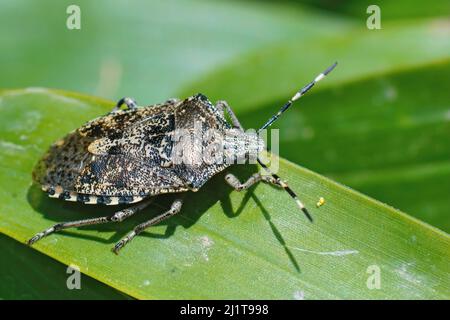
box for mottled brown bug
[28,63,337,254]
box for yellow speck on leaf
[316,197,325,208]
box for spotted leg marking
[112,97,138,112]
[113,198,183,254]
[216,100,244,130]
[225,172,283,191]
[27,198,153,246]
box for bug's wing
[76,112,186,196]
[74,152,186,197]
[33,101,187,197]
[77,100,178,137]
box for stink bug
[27,62,337,254]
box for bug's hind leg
[112,97,138,111]
[113,198,183,254]
[257,160,313,222]
[216,100,243,130]
[225,173,283,191]
[27,198,153,245]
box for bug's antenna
[258,62,337,133]
[257,158,313,222]
[255,63,337,221]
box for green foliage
[180,19,450,113]
[0,89,449,299]
[0,234,129,299]
[0,0,352,102]
[297,0,450,20]
[210,61,450,232]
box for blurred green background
[0,0,449,299]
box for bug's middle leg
[27,198,153,245]
[112,198,183,254]
[226,171,313,222]
[216,100,243,130]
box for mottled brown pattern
[29,64,336,249]
[33,94,234,204]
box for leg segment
[112,198,183,254]
[112,97,138,111]
[27,198,153,245]
[216,100,243,130]
[257,159,313,222]
[225,172,282,191]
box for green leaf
[0,0,352,102]
[296,0,450,20]
[179,19,450,112]
[236,61,450,233]
[0,233,129,299]
[0,88,449,299]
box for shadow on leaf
[26,164,301,272]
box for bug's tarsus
[26,198,153,246]
[225,172,283,191]
[112,198,183,254]
[257,159,313,223]
[258,62,337,132]
[113,97,138,111]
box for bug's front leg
[215,100,243,130]
[27,198,153,245]
[113,198,183,254]
[112,97,138,112]
[225,172,313,222]
[224,172,283,191]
